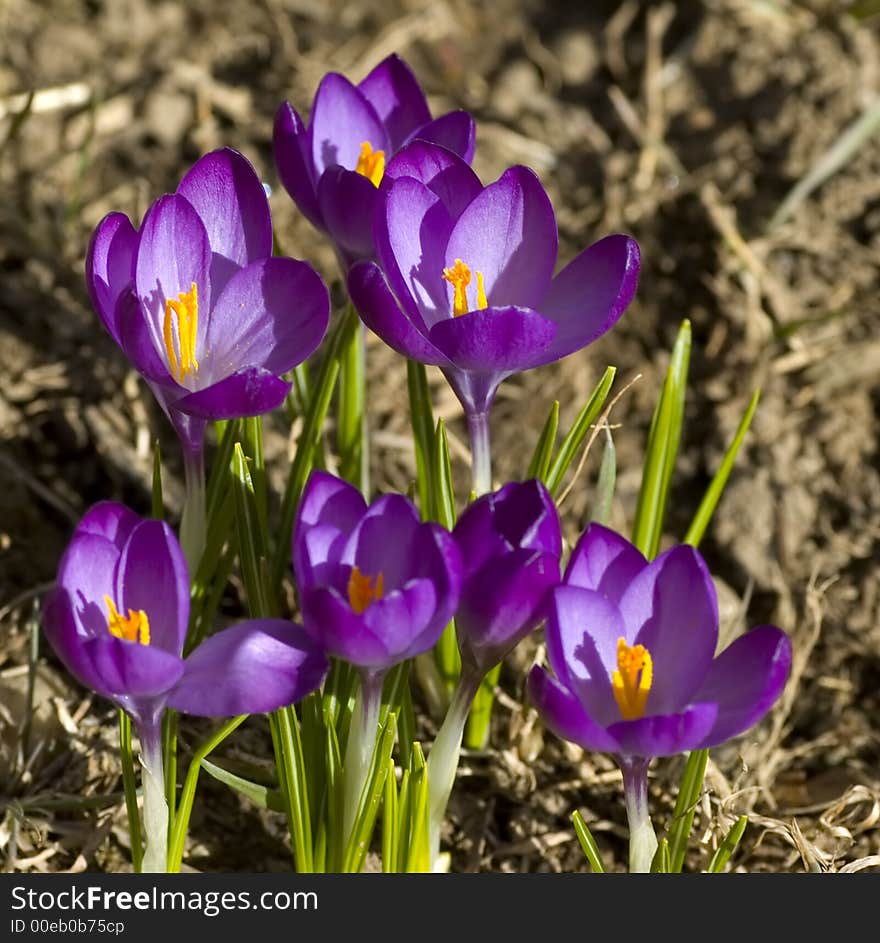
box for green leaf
[242,416,269,536]
[337,303,368,492]
[270,705,314,873]
[231,443,275,618]
[590,423,617,526]
[707,815,748,873]
[526,400,559,481]
[545,367,616,496]
[151,440,164,520]
[464,662,499,750]
[631,320,691,559]
[199,758,286,813]
[403,743,431,873]
[684,389,760,547]
[407,359,436,519]
[382,753,399,873]
[667,748,708,873]
[650,837,671,874]
[118,710,143,874]
[571,810,605,873]
[432,419,461,696]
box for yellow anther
[347,566,384,614]
[163,282,200,383]
[355,141,385,187]
[104,596,151,646]
[442,258,489,318]
[611,637,652,720]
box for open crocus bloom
[273,54,476,266]
[528,523,792,759]
[452,479,562,675]
[292,470,462,671]
[42,502,329,725]
[348,141,641,418]
[86,148,330,451]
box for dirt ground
[1,0,879,873]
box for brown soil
[1,0,879,873]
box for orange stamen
[347,566,384,614]
[355,141,385,187]
[104,596,151,646]
[611,637,653,720]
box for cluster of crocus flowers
[86,147,330,567]
[348,140,641,493]
[527,523,792,871]
[42,502,329,872]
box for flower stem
[137,712,169,874]
[342,668,385,844]
[426,667,482,871]
[466,410,492,497]
[180,444,206,574]
[620,755,657,873]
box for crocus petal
[565,522,647,606]
[348,261,449,365]
[134,193,212,364]
[168,620,329,717]
[362,578,443,662]
[176,148,273,296]
[620,545,719,716]
[527,667,620,753]
[75,501,141,550]
[407,111,476,164]
[86,212,137,341]
[607,702,719,758]
[358,53,432,152]
[344,492,422,580]
[545,585,626,726]
[57,533,125,638]
[84,635,184,699]
[172,367,291,420]
[301,587,392,667]
[273,102,323,227]
[428,305,556,373]
[694,625,792,748]
[310,72,387,177]
[116,292,175,383]
[114,519,189,656]
[42,587,107,695]
[203,257,329,381]
[317,166,379,261]
[384,140,483,219]
[531,235,640,368]
[444,166,557,309]
[488,479,561,555]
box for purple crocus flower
[43,501,329,871]
[86,148,330,567]
[293,469,462,839]
[273,54,476,267]
[347,141,640,494]
[527,522,792,871]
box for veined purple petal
[76,501,141,550]
[57,533,125,639]
[358,54,432,153]
[565,522,647,607]
[273,102,323,228]
[348,261,449,365]
[384,140,483,219]
[362,577,442,662]
[301,587,392,667]
[408,111,476,164]
[310,72,388,178]
[84,634,184,699]
[172,367,291,420]
[428,305,556,372]
[345,493,423,588]
[42,587,107,695]
[134,194,212,374]
[445,166,557,310]
[86,212,137,341]
[527,667,620,753]
[531,235,640,368]
[607,702,719,758]
[203,257,329,383]
[168,620,329,717]
[116,292,175,383]
[317,166,379,262]
[177,148,273,297]
[620,545,719,716]
[116,519,189,656]
[694,625,792,747]
[545,585,625,727]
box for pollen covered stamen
[355,141,385,187]
[105,595,151,646]
[611,637,653,720]
[163,282,200,383]
[442,258,489,318]
[348,566,384,614]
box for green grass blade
[527,400,559,481]
[403,743,431,873]
[382,753,399,873]
[199,758,286,813]
[337,304,368,493]
[270,705,315,873]
[667,748,708,873]
[432,419,460,697]
[464,662,499,750]
[590,423,617,526]
[407,359,436,519]
[545,367,616,496]
[684,389,760,547]
[650,837,671,873]
[571,810,605,873]
[707,815,748,873]
[242,416,268,536]
[631,320,691,558]
[231,443,275,618]
[151,440,164,519]
[118,710,143,874]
